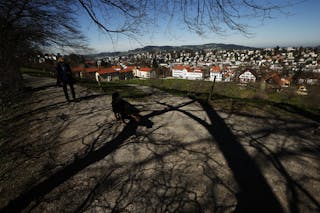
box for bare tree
[77,0,297,38]
[0,0,85,91]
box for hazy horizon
[89,42,319,54]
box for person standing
[56,57,76,101]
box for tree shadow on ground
[0,100,194,213]
[73,139,207,212]
[73,96,319,212]
[212,94,320,123]
[199,100,283,213]
[1,92,319,213]
[158,99,284,213]
[210,98,320,213]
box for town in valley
[35,44,320,95]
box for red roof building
[120,66,136,73]
[172,65,192,72]
[210,66,221,73]
[71,67,84,72]
[140,67,152,72]
[84,67,99,73]
[192,67,203,73]
[112,65,122,71]
[98,67,117,75]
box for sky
[77,0,320,53]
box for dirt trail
[0,75,319,212]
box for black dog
[112,92,141,123]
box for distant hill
[130,43,255,52]
[89,43,256,58]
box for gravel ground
[0,75,319,213]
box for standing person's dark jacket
[56,62,74,83]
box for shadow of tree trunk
[177,99,284,213]
[1,121,138,213]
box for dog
[111,92,141,123]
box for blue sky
[78,0,320,53]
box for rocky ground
[0,75,319,212]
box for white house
[209,66,223,82]
[186,67,203,80]
[239,70,257,83]
[171,65,189,79]
[137,67,156,78]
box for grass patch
[20,67,54,77]
[124,78,320,120]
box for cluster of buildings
[37,46,320,87]
[72,65,156,83]
[170,65,236,82]
[71,63,296,89]
[98,47,320,72]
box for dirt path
[0,75,319,212]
